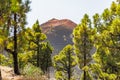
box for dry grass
[2,76,47,80]
[0,66,48,80]
[2,74,48,80]
[22,76,48,80]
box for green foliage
[73,14,96,68]
[73,14,96,80]
[25,20,53,73]
[39,42,53,73]
[53,45,76,80]
[18,51,35,68]
[92,1,120,79]
[26,20,46,43]
[25,20,47,50]
[0,0,31,75]
[22,63,43,77]
[0,54,13,66]
[0,37,5,52]
[55,71,65,80]
[89,63,117,80]
[80,71,93,80]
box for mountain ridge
[41,18,77,33]
[40,18,77,54]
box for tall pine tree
[73,14,96,80]
[25,20,46,67]
[53,44,76,80]
[0,0,31,75]
[91,1,120,79]
[25,20,53,73]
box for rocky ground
[0,66,55,80]
[0,66,24,80]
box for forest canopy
[0,0,120,80]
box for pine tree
[91,1,120,79]
[73,14,96,80]
[0,0,9,78]
[25,20,46,67]
[25,20,53,73]
[53,44,76,80]
[40,42,53,73]
[0,0,30,75]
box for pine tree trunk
[83,30,87,80]
[13,13,20,75]
[37,44,40,67]
[46,49,50,79]
[83,71,86,80]
[68,50,71,80]
[13,53,20,75]
[0,69,2,80]
[83,51,86,80]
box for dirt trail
[0,66,23,80]
[0,66,54,80]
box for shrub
[0,54,12,66]
[22,63,44,79]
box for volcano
[41,18,77,55]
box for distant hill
[41,18,77,55]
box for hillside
[41,18,77,54]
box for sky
[26,0,115,27]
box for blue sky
[26,0,115,27]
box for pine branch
[4,46,14,54]
[102,39,120,50]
